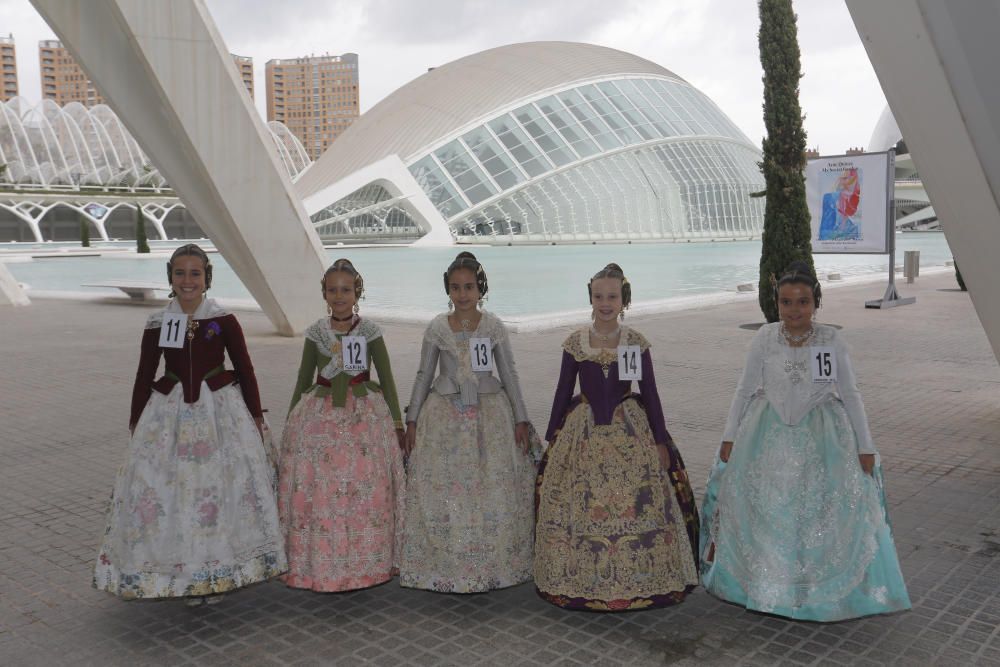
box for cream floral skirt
[401,392,535,593]
[94,383,286,599]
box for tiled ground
[1,272,998,666]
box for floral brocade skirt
[534,396,700,611]
[401,391,535,593]
[277,391,404,592]
[93,383,286,600]
[700,398,911,621]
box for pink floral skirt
[278,391,404,592]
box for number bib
[342,335,368,372]
[810,345,837,383]
[470,337,494,372]
[617,345,642,381]
[159,312,188,349]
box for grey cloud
[361,0,635,44]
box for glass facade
[0,97,310,190]
[391,75,764,241]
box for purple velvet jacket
[544,328,672,445]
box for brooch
[204,321,221,340]
[596,347,616,378]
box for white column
[847,0,1000,364]
[30,0,327,335]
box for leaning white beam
[847,0,1000,364]
[30,0,327,335]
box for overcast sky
[1,0,887,153]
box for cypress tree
[79,211,90,247]
[135,203,150,253]
[757,0,815,322]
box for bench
[82,281,170,301]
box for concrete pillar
[847,0,1000,364]
[30,0,327,334]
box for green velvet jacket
[288,317,403,429]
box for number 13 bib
[469,337,494,372]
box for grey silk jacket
[406,311,529,423]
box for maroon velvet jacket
[129,310,263,429]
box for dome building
[295,41,765,244]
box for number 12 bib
[342,335,368,372]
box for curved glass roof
[407,76,751,221]
[0,97,311,190]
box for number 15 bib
[810,345,837,383]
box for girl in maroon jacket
[94,244,286,603]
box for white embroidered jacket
[722,323,876,454]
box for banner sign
[806,151,892,254]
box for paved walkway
[1,272,998,666]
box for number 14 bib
[617,345,642,381]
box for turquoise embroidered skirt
[700,398,911,621]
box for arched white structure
[29,0,326,335]
[0,97,311,190]
[868,105,936,230]
[296,42,765,244]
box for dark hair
[166,243,212,297]
[321,258,364,301]
[588,262,631,309]
[775,260,822,308]
[443,251,488,297]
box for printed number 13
[475,343,489,366]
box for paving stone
[2,274,1000,665]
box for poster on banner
[806,152,891,254]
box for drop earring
[447,298,454,312]
[619,311,625,322]
[353,303,360,315]
[327,304,332,315]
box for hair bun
[784,260,814,277]
[603,262,624,274]
[455,250,477,262]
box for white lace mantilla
[304,317,383,380]
[145,298,228,329]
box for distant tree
[79,211,90,247]
[757,0,815,322]
[135,203,150,253]
[955,261,967,291]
